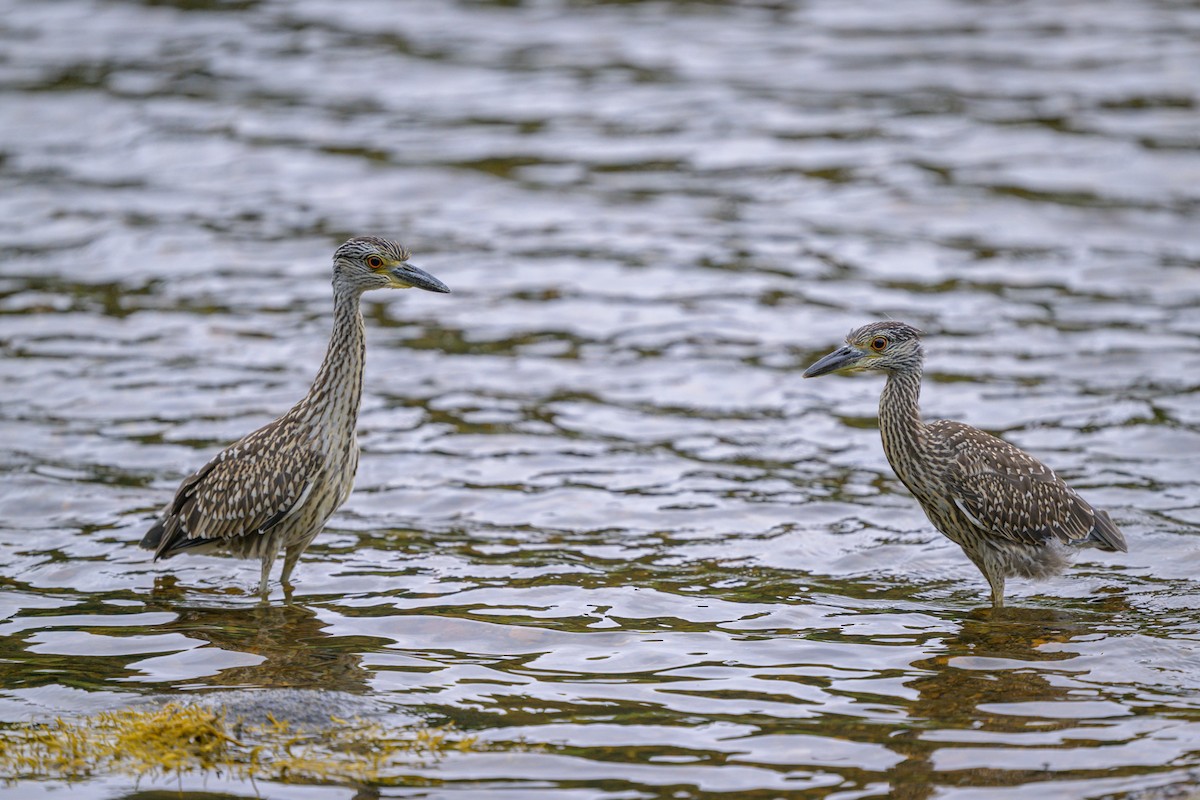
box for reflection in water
[143,590,375,694]
[891,612,1086,798]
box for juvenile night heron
[803,321,1127,608]
[140,236,449,596]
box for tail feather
[139,516,204,560]
[139,519,165,552]
[1086,509,1127,553]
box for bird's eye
[870,337,888,352]
[366,255,385,269]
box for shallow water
[1,0,1199,797]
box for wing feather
[141,417,323,559]
[931,420,1119,549]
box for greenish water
[1,0,1199,797]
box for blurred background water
[1,0,1199,797]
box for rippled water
[2,0,1200,797]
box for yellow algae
[0,702,487,785]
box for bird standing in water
[141,237,450,596]
[803,321,1127,608]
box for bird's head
[332,236,451,294]
[803,321,924,378]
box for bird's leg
[257,546,279,597]
[988,574,1006,609]
[280,545,303,588]
[965,552,1006,610]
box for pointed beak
[389,262,451,293]
[803,344,864,378]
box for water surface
[1,0,1199,797]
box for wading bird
[141,237,449,596]
[803,321,1126,608]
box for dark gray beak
[803,345,863,378]
[390,262,451,293]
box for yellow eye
[366,255,385,269]
[870,336,888,352]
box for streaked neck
[879,368,925,478]
[306,281,367,425]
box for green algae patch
[0,702,481,785]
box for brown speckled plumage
[804,321,1127,608]
[140,237,450,595]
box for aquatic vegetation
[0,702,481,785]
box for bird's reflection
[886,608,1100,800]
[146,586,378,693]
